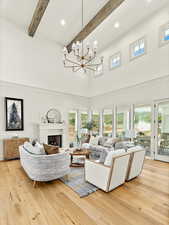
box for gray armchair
[19,146,70,187]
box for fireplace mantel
[39,123,65,147]
[39,123,64,130]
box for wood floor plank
[0,159,169,225]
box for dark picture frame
[5,97,24,131]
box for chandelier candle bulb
[63,47,68,54]
[72,43,76,50]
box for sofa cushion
[23,142,45,155]
[103,138,120,148]
[104,149,126,166]
[99,147,113,163]
[82,143,91,149]
[89,136,99,146]
[115,141,135,150]
[43,144,59,155]
[98,136,107,146]
[127,145,143,152]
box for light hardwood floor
[0,159,169,225]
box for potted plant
[85,120,95,143]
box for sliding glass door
[116,107,130,139]
[68,111,77,144]
[80,111,88,142]
[92,111,100,136]
[134,105,152,157]
[103,109,113,137]
[155,101,169,162]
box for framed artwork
[5,97,24,131]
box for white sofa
[85,151,130,192]
[19,145,70,186]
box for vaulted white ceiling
[0,0,169,98]
[0,0,168,50]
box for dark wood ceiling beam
[67,0,125,53]
[28,0,50,37]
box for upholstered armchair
[126,148,145,181]
[19,146,70,187]
[85,152,130,192]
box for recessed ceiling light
[114,21,120,28]
[93,40,98,45]
[60,19,66,26]
[146,0,152,3]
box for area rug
[60,167,98,198]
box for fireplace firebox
[48,135,62,147]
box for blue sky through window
[164,28,169,41]
[131,38,145,59]
[110,53,121,69]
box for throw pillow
[89,136,99,146]
[43,144,59,155]
[104,149,125,166]
[98,136,107,146]
[99,147,113,163]
[32,139,37,146]
[35,142,46,154]
[23,142,45,155]
[103,138,113,148]
[103,138,120,148]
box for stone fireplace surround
[39,123,65,147]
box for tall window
[130,37,146,60]
[68,111,77,143]
[80,111,88,129]
[164,27,169,41]
[103,109,113,137]
[159,22,169,47]
[94,64,103,78]
[92,111,100,136]
[109,52,121,70]
[134,105,151,157]
[116,107,130,138]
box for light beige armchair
[126,148,146,181]
[85,152,130,192]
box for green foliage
[104,114,112,125]
[134,112,151,124]
[81,114,88,128]
[68,113,76,126]
[85,121,95,131]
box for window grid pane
[81,112,88,129]
[130,37,146,60]
[103,110,113,137]
[68,111,77,143]
[92,112,100,136]
[110,52,121,69]
[164,28,169,41]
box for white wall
[90,75,169,109]
[0,81,89,160]
[0,18,89,97]
[89,7,169,96]
[1,8,169,161]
